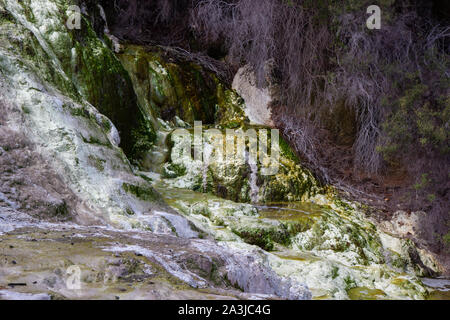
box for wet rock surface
[232,65,276,127]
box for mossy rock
[162,163,187,179]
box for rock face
[161,126,321,203]
[0,0,312,300]
[379,211,448,275]
[232,65,276,127]
[116,44,249,172]
[0,0,444,301]
[0,0,170,230]
[115,44,320,204]
[0,125,78,222]
[0,213,310,300]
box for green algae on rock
[159,125,321,203]
[1,0,156,162]
[108,33,321,205]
